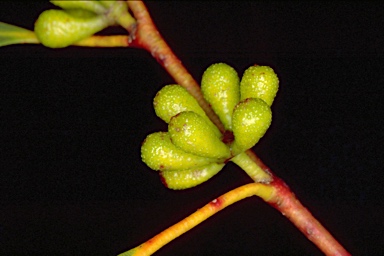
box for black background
[1,2,383,255]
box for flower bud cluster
[142,63,279,189]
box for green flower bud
[34,9,112,48]
[154,84,221,137]
[141,132,216,171]
[201,63,240,131]
[160,163,225,190]
[232,98,272,154]
[240,65,279,106]
[50,1,107,14]
[169,111,230,159]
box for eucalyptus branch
[0,1,351,255]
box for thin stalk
[231,151,272,183]
[119,183,275,256]
[108,1,136,32]
[73,35,130,47]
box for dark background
[1,2,383,255]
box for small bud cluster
[142,63,279,189]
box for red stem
[245,150,350,255]
[270,177,350,255]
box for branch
[269,177,350,255]
[0,1,351,255]
[119,183,275,256]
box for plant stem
[118,183,275,256]
[245,149,351,255]
[269,177,351,256]
[108,1,137,31]
[73,35,130,47]
[231,152,272,182]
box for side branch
[119,183,275,256]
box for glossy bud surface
[160,163,224,190]
[154,84,221,137]
[232,98,272,154]
[240,65,279,106]
[169,111,230,159]
[141,132,215,171]
[34,9,111,48]
[201,63,240,130]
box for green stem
[231,152,272,182]
[73,35,130,47]
[109,1,136,32]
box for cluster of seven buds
[141,63,279,189]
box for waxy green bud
[141,132,216,171]
[154,84,221,137]
[232,98,272,154]
[160,163,225,190]
[201,63,240,131]
[240,65,279,106]
[35,9,111,48]
[169,111,230,159]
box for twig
[73,35,130,47]
[118,183,275,256]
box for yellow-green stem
[119,183,275,256]
[109,1,136,32]
[231,152,272,183]
[73,35,130,47]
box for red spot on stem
[209,197,223,209]
[128,37,141,48]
